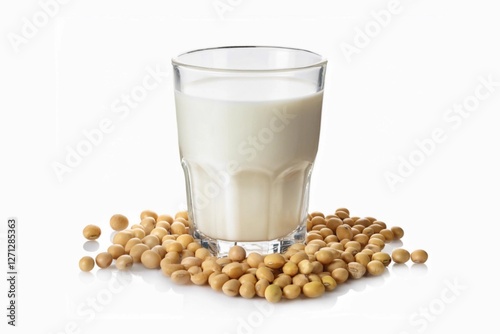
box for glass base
[193,225,306,258]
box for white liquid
[175,78,323,241]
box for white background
[1,0,499,333]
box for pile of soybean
[79,208,428,303]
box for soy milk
[175,77,323,241]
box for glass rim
[171,45,327,73]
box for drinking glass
[172,46,327,256]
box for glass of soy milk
[172,46,327,256]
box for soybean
[110,214,129,231]
[79,256,94,272]
[411,249,428,264]
[95,252,113,269]
[83,225,101,240]
[392,249,411,264]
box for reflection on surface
[78,271,95,283]
[391,263,410,276]
[410,264,429,277]
[83,240,100,252]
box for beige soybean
[308,274,321,283]
[191,272,209,286]
[155,221,171,231]
[151,245,167,258]
[380,229,394,242]
[142,235,160,249]
[209,273,230,291]
[282,261,299,276]
[256,266,275,283]
[170,222,187,235]
[327,259,347,271]
[282,284,301,300]
[264,284,282,303]
[150,227,168,241]
[181,249,195,260]
[239,273,257,285]
[372,252,392,267]
[157,214,174,224]
[124,238,142,253]
[228,245,246,262]
[187,266,202,275]
[95,252,113,269]
[332,268,349,284]
[201,259,221,273]
[194,247,211,261]
[411,249,428,264]
[140,210,158,222]
[290,251,309,264]
[391,226,404,239]
[222,262,245,279]
[83,224,101,240]
[161,263,184,277]
[110,214,129,231]
[140,217,156,235]
[222,279,241,297]
[315,249,336,265]
[171,270,190,285]
[176,234,194,248]
[273,274,292,288]
[255,278,270,298]
[246,253,264,268]
[392,249,411,264]
[371,233,385,242]
[113,231,134,246]
[368,237,385,249]
[175,210,189,221]
[163,251,180,265]
[336,224,353,241]
[79,256,94,272]
[302,281,325,298]
[347,262,366,279]
[141,250,161,269]
[335,210,349,220]
[165,241,185,253]
[239,281,256,299]
[292,274,309,287]
[115,255,133,270]
[129,243,149,263]
[107,244,126,259]
[264,254,286,269]
[130,228,146,239]
[181,256,203,270]
[321,275,337,291]
[366,260,385,276]
[187,242,202,253]
[355,252,370,267]
[298,260,314,275]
